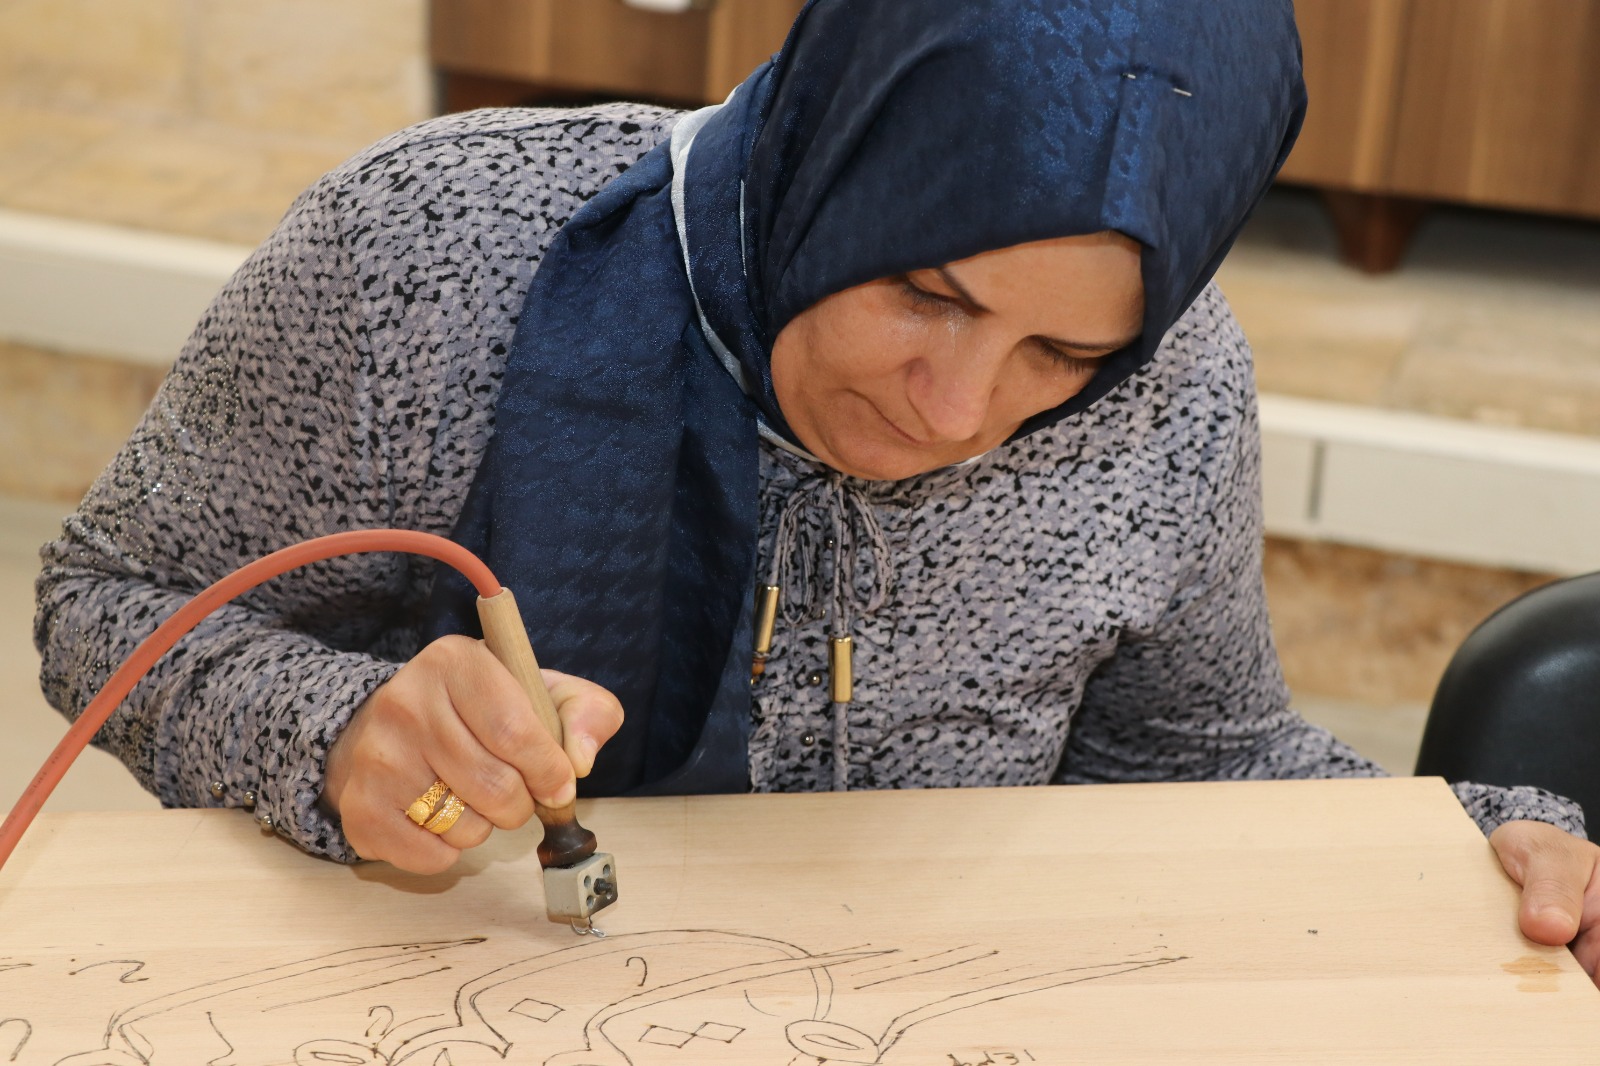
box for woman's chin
[821,436,964,482]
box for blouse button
[209,781,225,799]
[242,790,258,809]
[256,813,274,832]
[800,731,816,747]
[804,671,823,687]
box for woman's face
[771,231,1144,481]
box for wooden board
[1,778,1597,1063]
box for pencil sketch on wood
[3,932,1184,1065]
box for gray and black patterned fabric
[34,106,1584,862]
[428,0,1312,797]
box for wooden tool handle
[478,587,564,743]
[476,587,597,869]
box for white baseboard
[1260,395,1600,576]
[0,208,249,367]
[3,209,1597,576]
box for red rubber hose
[0,530,500,872]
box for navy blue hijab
[429,0,1307,795]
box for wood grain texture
[431,0,555,83]
[1,779,1597,1062]
[1280,0,1410,189]
[705,0,806,100]
[1387,0,1600,217]
[431,0,711,103]
[1282,0,1600,222]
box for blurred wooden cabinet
[1284,0,1600,270]
[430,0,805,110]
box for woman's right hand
[320,635,624,874]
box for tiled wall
[0,0,430,245]
[0,339,164,501]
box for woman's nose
[907,337,1006,443]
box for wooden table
[1,777,1596,1063]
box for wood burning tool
[477,587,618,935]
[0,530,618,937]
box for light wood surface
[2,778,1597,1063]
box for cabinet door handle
[621,0,711,13]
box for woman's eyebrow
[936,266,1140,353]
[933,266,993,312]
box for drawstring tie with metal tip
[755,472,893,792]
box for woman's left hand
[1489,820,1600,985]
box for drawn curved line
[625,956,648,987]
[63,940,483,1065]
[379,937,712,1063]
[570,946,887,1066]
[382,936,722,1061]
[268,966,454,1011]
[854,949,998,989]
[68,961,148,984]
[203,1010,236,1066]
[382,932,878,1066]
[0,1018,31,1064]
[863,955,1189,1063]
[366,1005,396,1039]
[291,1040,380,1065]
[742,989,778,1017]
[785,1019,881,1063]
[0,964,32,977]
[121,1020,154,1062]
[853,946,950,976]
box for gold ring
[405,779,450,825]
[423,792,467,835]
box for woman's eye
[898,277,959,312]
[1038,341,1102,376]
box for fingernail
[577,735,600,775]
[544,780,577,808]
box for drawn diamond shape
[694,1022,745,1044]
[509,998,563,1022]
[639,1025,696,1048]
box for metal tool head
[543,851,618,927]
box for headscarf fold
[428,0,1307,796]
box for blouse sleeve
[1053,294,1587,841]
[33,168,409,862]
[32,106,679,861]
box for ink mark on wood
[626,955,648,987]
[38,932,1186,1065]
[0,1019,30,1064]
[67,959,148,983]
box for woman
[35,0,1599,976]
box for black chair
[1415,572,1600,827]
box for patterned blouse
[34,104,1584,863]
